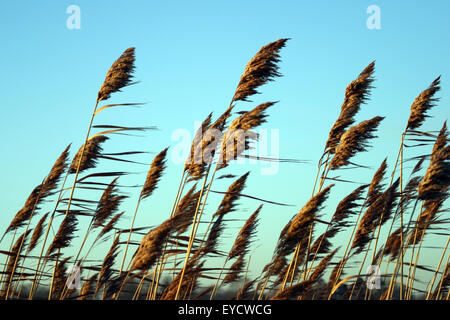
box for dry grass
[1,39,449,301]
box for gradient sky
[1,0,449,293]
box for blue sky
[0,0,449,293]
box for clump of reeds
[1,39,449,303]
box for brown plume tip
[406,76,441,130]
[140,147,169,200]
[325,61,376,154]
[97,47,136,103]
[69,135,109,174]
[27,212,49,254]
[330,116,384,170]
[232,39,289,103]
[417,121,450,201]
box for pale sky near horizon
[0,1,449,293]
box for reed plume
[1,231,30,295]
[270,280,313,300]
[3,186,42,236]
[366,158,387,207]
[309,248,338,282]
[330,185,368,230]
[232,39,289,103]
[417,122,450,201]
[97,47,136,103]
[141,148,169,200]
[214,172,250,217]
[409,196,447,245]
[406,76,441,130]
[130,222,172,271]
[185,113,213,181]
[26,213,49,254]
[97,234,121,292]
[202,214,225,256]
[92,177,127,228]
[351,179,400,254]
[161,260,204,300]
[50,257,70,299]
[222,256,246,284]
[382,227,403,261]
[78,274,97,300]
[219,102,275,169]
[95,212,124,242]
[227,204,261,260]
[330,116,384,170]
[325,62,375,154]
[46,214,78,257]
[172,186,201,235]
[131,202,197,272]
[69,135,108,174]
[276,185,334,258]
[235,280,256,300]
[308,185,367,260]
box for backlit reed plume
[92,177,127,228]
[417,122,450,201]
[221,205,262,285]
[3,145,70,237]
[309,185,367,260]
[235,280,256,300]
[228,204,261,260]
[97,47,136,103]
[330,116,384,170]
[41,144,71,196]
[275,185,334,258]
[214,172,250,217]
[330,185,368,230]
[78,274,97,300]
[308,248,338,282]
[202,214,225,256]
[219,102,275,169]
[46,214,78,257]
[366,158,387,207]
[185,113,212,181]
[406,76,441,130]
[95,212,124,243]
[222,255,246,284]
[140,148,168,200]
[161,260,204,300]
[97,234,121,292]
[381,227,403,261]
[50,257,70,299]
[69,136,108,174]
[270,280,313,300]
[131,201,198,272]
[1,231,30,294]
[3,186,42,237]
[325,62,375,154]
[409,196,447,245]
[27,212,49,254]
[172,186,201,235]
[351,179,400,254]
[231,39,289,103]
